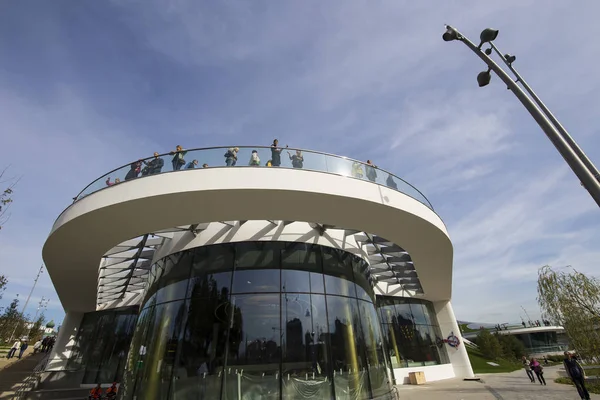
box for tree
[29,313,46,343]
[0,275,6,301]
[0,167,19,231]
[497,334,527,360]
[476,329,503,360]
[537,265,600,362]
[0,297,27,343]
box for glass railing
[74,146,433,209]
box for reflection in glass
[224,294,281,400]
[377,296,449,369]
[66,307,137,385]
[281,293,331,399]
[120,242,397,399]
[326,295,369,400]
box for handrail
[14,352,50,399]
[71,145,433,210]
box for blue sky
[1,1,600,327]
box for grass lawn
[555,377,600,394]
[459,323,479,333]
[466,346,522,374]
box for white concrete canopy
[43,167,453,312]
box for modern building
[462,324,568,356]
[41,146,473,399]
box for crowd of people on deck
[103,140,401,191]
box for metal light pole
[27,297,49,339]
[443,25,600,208]
[487,41,600,182]
[8,264,44,342]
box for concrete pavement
[396,366,598,400]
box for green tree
[0,275,6,301]
[29,313,46,343]
[476,329,503,360]
[0,298,27,343]
[497,334,527,360]
[537,265,600,362]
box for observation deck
[42,146,452,312]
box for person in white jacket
[33,340,42,354]
[7,339,20,359]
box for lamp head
[442,25,460,42]
[477,70,492,87]
[484,48,492,55]
[480,28,499,43]
[504,53,516,64]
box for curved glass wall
[377,296,449,369]
[66,306,138,384]
[72,146,432,210]
[121,242,394,400]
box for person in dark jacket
[386,174,398,190]
[18,340,28,359]
[366,160,378,182]
[287,150,304,168]
[142,152,165,175]
[270,139,287,167]
[186,160,199,169]
[564,352,590,399]
[124,160,142,181]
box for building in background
[41,146,473,399]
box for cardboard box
[408,371,426,385]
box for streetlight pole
[27,297,49,339]
[443,25,600,208]
[487,41,600,181]
[8,264,44,342]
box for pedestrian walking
[564,351,590,400]
[18,340,28,359]
[7,339,20,359]
[530,358,546,385]
[521,356,535,382]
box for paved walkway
[397,366,598,399]
[0,350,46,399]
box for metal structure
[443,25,600,208]
[96,221,423,309]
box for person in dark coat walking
[564,352,590,400]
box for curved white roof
[43,167,452,312]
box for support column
[46,311,84,371]
[432,300,474,379]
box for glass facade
[377,296,449,369]
[120,242,394,400]
[66,306,138,384]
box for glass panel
[322,248,356,298]
[232,269,280,293]
[74,146,434,210]
[394,302,413,325]
[310,272,325,294]
[282,269,310,293]
[281,293,332,399]
[416,325,440,365]
[170,297,230,400]
[132,300,187,400]
[352,258,373,302]
[410,303,429,326]
[188,245,234,299]
[154,252,193,304]
[236,242,280,269]
[223,294,281,400]
[121,307,152,400]
[357,300,391,398]
[326,295,369,400]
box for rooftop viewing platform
[71,144,433,210]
